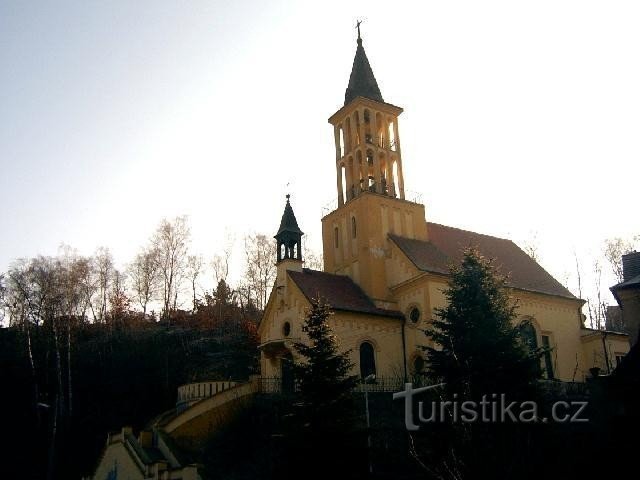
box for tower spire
[344,23,383,106]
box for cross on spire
[356,19,363,41]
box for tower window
[334,227,339,248]
[351,217,357,238]
[282,322,291,337]
[359,342,376,379]
[409,307,421,324]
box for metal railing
[258,376,405,395]
[176,380,238,408]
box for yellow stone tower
[322,29,428,306]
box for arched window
[388,121,396,151]
[351,217,357,238]
[409,306,421,324]
[359,342,376,379]
[282,321,291,337]
[518,321,538,351]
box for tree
[243,233,275,311]
[211,232,234,285]
[294,298,358,425]
[0,274,6,325]
[425,248,544,398]
[302,235,324,270]
[521,231,541,263]
[128,248,159,317]
[93,247,114,322]
[604,236,638,283]
[186,255,204,313]
[420,249,547,479]
[152,216,191,319]
[287,298,360,479]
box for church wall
[387,263,600,383]
[515,292,587,381]
[330,311,406,380]
[259,270,406,380]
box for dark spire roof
[344,34,384,106]
[276,194,303,237]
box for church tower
[322,28,428,304]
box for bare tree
[0,274,6,325]
[109,269,130,323]
[586,259,607,330]
[128,248,159,317]
[604,237,638,283]
[243,233,276,311]
[522,231,540,263]
[212,233,234,285]
[152,216,191,318]
[93,247,114,322]
[186,254,204,312]
[302,235,324,270]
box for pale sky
[1,1,638,307]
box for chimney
[622,251,640,282]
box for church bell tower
[321,27,428,304]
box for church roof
[288,268,404,319]
[276,195,303,237]
[344,37,384,106]
[390,223,577,300]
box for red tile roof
[288,269,404,319]
[390,222,577,300]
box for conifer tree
[283,298,363,480]
[293,297,358,423]
[425,248,544,398]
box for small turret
[274,194,304,264]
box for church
[258,30,630,385]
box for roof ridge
[427,221,513,243]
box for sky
[1,0,638,307]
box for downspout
[601,331,611,374]
[401,321,408,382]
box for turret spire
[275,195,303,263]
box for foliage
[424,248,544,397]
[293,298,358,420]
[286,298,362,479]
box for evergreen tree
[281,298,363,479]
[293,297,359,423]
[425,248,544,398]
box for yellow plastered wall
[322,192,427,302]
[581,333,630,375]
[259,271,405,380]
